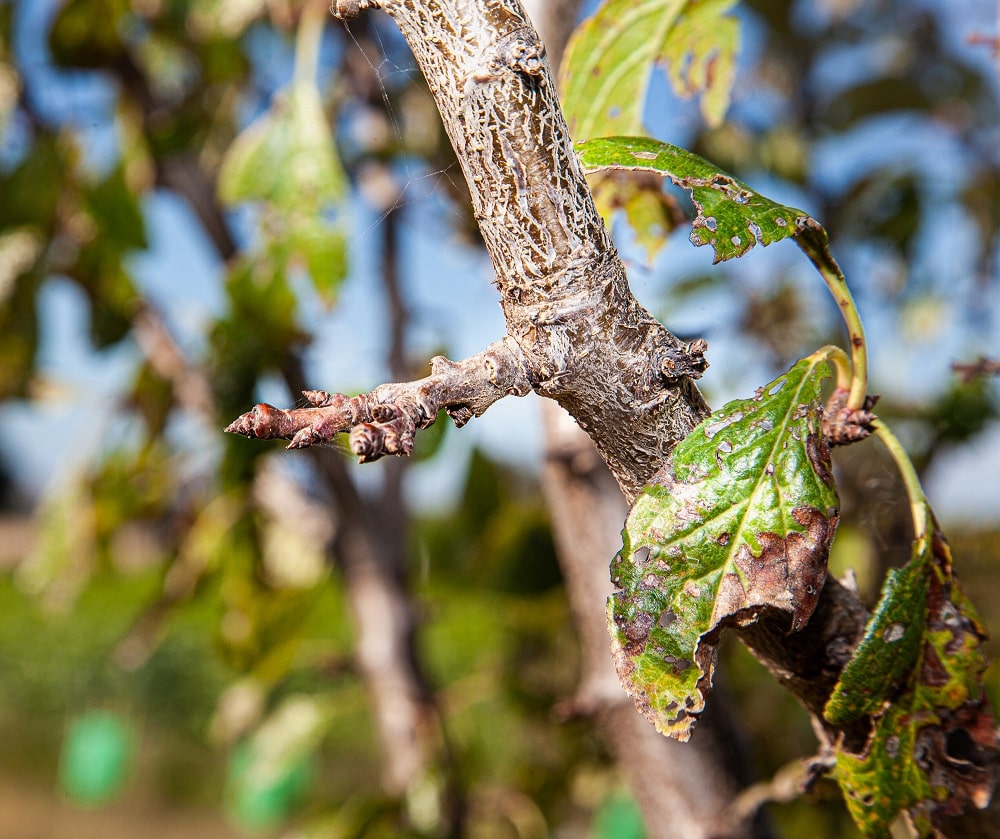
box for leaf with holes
[576,135,827,263]
[561,0,739,139]
[609,350,840,741]
[831,510,996,837]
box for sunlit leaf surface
[561,0,739,138]
[609,351,839,740]
[576,135,816,262]
[219,78,348,305]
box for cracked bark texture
[342,0,709,502]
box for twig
[952,356,1000,383]
[226,337,532,459]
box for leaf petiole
[793,229,869,412]
[871,420,929,541]
[816,344,852,395]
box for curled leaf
[609,350,840,740]
[576,135,816,263]
[830,510,997,837]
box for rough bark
[262,0,710,502]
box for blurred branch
[952,356,1000,383]
[225,337,532,458]
[720,756,826,831]
[541,403,774,839]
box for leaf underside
[609,351,840,741]
[829,511,997,838]
[576,135,822,263]
[561,0,739,139]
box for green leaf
[0,135,63,230]
[218,80,345,213]
[824,554,929,725]
[831,511,996,837]
[219,80,348,303]
[84,164,147,251]
[576,135,816,263]
[609,350,839,740]
[288,215,348,306]
[561,0,739,140]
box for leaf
[830,511,996,837]
[84,163,147,252]
[560,0,739,140]
[588,170,685,264]
[288,215,348,306]
[576,135,817,263]
[609,350,840,740]
[218,80,348,304]
[218,81,345,213]
[824,555,928,726]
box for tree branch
[226,337,532,458]
[322,0,710,499]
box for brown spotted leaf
[609,350,840,740]
[831,509,997,837]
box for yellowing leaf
[831,511,996,837]
[560,0,740,140]
[588,170,684,264]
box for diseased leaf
[824,552,928,725]
[561,0,739,140]
[831,512,997,837]
[588,170,685,264]
[576,135,816,262]
[609,350,840,740]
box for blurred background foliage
[0,0,997,836]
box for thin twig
[225,337,532,458]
